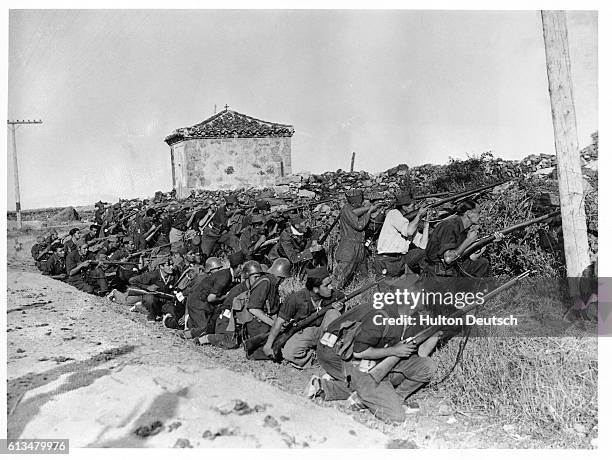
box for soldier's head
[124,239,135,252]
[457,200,480,226]
[290,215,307,234]
[267,258,291,280]
[242,260,264,287]
[395,191,414,213]
[346,189,364,207]
[53,244,65,258]
[250,214,266,233]
[228,251,246,274]
[204,256,223,274]
[306,267,333,299]
[160,258,175,275]
[78,244,89,256]
[225,194,238,210]
[69,228,81,241]
[36,236,44,244]
[89,224,100,236]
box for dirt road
[6,230,534,448]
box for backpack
[322,302,390,361]
[232,276,272,325]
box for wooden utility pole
[541,11,590,278]
[7,119,43,229]
[350,152,356,172]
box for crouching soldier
[262,267,344,369]
[181,251,244,338]
[65,244,109,294]
[128,258,177,322]
[310,286,441,423]
[41,244,67,280]
[422,200,502,278]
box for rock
[446,416,458,424]
[135,421,163,437]
[173,438,192,448]
[47,206,80,223]
[437,404,452,416]
[16,348,25,353]
[297,189,316,198]
[573,423,588,434]
[503,424,516,433]
[263,415,279,429]
[533,167,555,176]
[386,439,419,449]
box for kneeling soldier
[311,290,441,423]
[263,267,343,368]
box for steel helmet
[204,257,223,273]
[242,260,264,277]
[267,257,291,279]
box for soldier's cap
[395,191,414,206]
[306,266,330,282]
[251,214,265,224]
[229,250,245,267]
[225,194,238,205]
[69,228,80,236]
[90,223,101,230]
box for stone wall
[173,137,291,197]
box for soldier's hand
[310,243,323,252]
[466,226,479,242]
[391,340,417,358]
[416,206,428,218]
[262,344,274,357]
[493,231,504,242]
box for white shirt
[376,209,428,254]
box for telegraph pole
[350,152,356,172]
[7,119,43,229]
[541,11,590,279]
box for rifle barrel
[369,270,530,383]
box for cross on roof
[224,104,229,111]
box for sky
[6,9,598,210]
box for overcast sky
[7,9,597,209]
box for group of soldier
[31,186,504,424]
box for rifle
[144,225,162,242]
[404,180,511,220]
[107,210,139,233]
[368,270,531,383]
[130,242,172,258]
[35,235,67,261]
[318,212,342,245]
[272,198,334,214]
[94,260,140,267]
[127,287,176,301]
[450,210,561,263]
[413,191,452,200]
[244,278,383,359]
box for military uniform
[423,215,490,277]
[316,302,436,423]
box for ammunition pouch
[373,253,405,277]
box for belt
[377,252,405,258]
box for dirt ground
[6,227,552,448]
